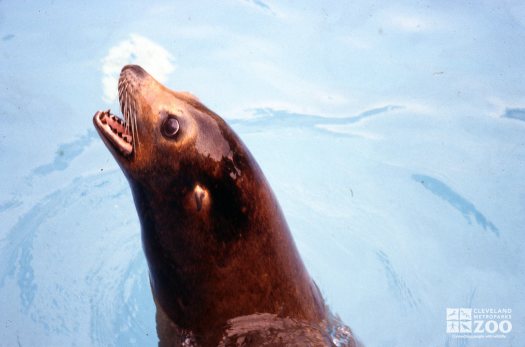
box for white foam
[101,34,175,103]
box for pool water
[1,1,524,346]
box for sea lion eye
[162,116,180,138]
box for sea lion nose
[121,64,147,78]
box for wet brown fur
[94,65,341,346]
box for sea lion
[93,65,356,346]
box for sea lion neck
[129,155,327,343]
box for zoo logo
[446,308,512,337]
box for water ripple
[0,170,155,345]
[376,250,420,309]
[230,106,402,134]
[32,129,98,176]
[502,108,525,122]
[412,174,499,236]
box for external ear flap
[193,184,209,212]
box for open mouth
[93,109,133,156]
[94,68,139,157]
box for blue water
[1,1,524,346]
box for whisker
[130,86,140,150]
[117,77,140,154]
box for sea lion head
[94,65,237,188]
[93,65,258,223]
